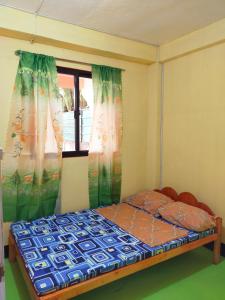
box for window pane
[79,77,93,150]
[58,73,76,151]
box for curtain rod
[15,50,125,71]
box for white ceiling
[1,0,225,45]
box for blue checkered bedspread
[11,209,215,296]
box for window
[57,67,93,157]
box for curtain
[2,50,63,222]
[88,65,122,208]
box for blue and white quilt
[11,209,215,296]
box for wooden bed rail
[213,216,222,264]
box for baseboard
[4,243,225,259]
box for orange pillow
[123,190,174,215]
[158,201,215,232]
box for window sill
[62,151,88,158]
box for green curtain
[2,50,63,221]
[88,65,122,208]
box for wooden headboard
[156,186,215,216]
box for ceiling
[1,0,225,45]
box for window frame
[57,66,92,158]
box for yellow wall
[146,63,162,188]
[0,36,154,244]
[162,41,225,241]
[160,17,225,63]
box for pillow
[123,190,174,215]
[158,201,215,232]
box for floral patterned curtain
[88,65,122,208]
[2,50,63,221]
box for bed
[8,187,222,300]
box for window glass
[79,77,93,151]
[57,68,93,156]
[58,73,76,152]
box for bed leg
[213,217,222,265]
[8,233,16,263]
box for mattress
[11,208,215,296]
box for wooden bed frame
[8,187,222,300]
